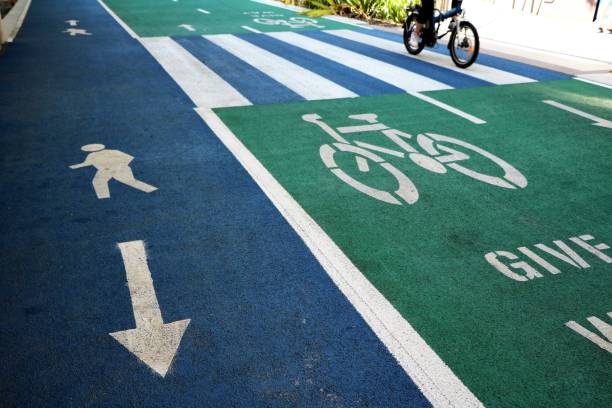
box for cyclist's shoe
[409,32,422,49]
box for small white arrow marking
[66,19,79,26]
[109,241,190,377]
[543,100,612,129]
[197,8,210,14]
[178,24,196,32]
[63,28,92,36]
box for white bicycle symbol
[303,113,528,205]
[253,17,324,29]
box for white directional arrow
[197,8,210,14]
[110,240,190,377]
[543,100,612,129]
[65,19,79,26]
[178,24,196,32]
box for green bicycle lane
[215,78,612,407]
[102,0,352,37]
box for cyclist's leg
[415,0,434,34]
[411,0,433,45]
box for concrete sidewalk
[464,1,612,74]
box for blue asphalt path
[0,1,429,407]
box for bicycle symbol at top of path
[102,0,353,37]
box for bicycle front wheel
[449,21,479,68]
[403,14,425,55]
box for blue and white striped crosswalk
[141,28,569,110]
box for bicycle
[403,0,480,68]
[302,113,527,206]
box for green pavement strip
[102,0,351,37]
[215,79,612,407]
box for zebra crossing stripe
[267,31,452,93]
[140,37,251,109]
[326,29,537,86]
[205,34,358,101]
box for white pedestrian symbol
[69,144,157,199]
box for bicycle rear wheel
[449,21,479,68]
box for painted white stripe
[205,34,357,100]
[197,106,483,408]
[268,31,452,93]
[327,29,536,85]
[411,92,486,124]
[97,0,138,38]
[250,0,306,12]
[1,0,32,42]
[139,37,251,109]
[241,25,262,34]
[197,8,210,14]
[575,75,612,90]
[543,100,612,128]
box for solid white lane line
[411,92,487,124]
[574,75,612,90]
[139,37,251,109]
[268,31,452,93]
[326,29,536,85]
[97,0,138,38]
[241,25,263,34]
[197,8,210,14]
[197,106,484,408]
[205,34,357,100]
[543,100,612,128]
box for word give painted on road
[303,113,527,205]
[485,234,611,282]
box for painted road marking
[543,100,612,128]
[66,19,79,26]
[179,23,196,32]
[267,31,451,93]
[110,240,190,377]
[97,0,138,38]
[197,8,210,14]
[565,312,612,354]
[410,92,486,124]
[140,37,251,108]
[212,79,611,406]
[241,25,262,34]
[196,106,483,407]
[69,144,157,199]
[327,29,537,86]
[206,34,357,100]
[63,28,91,36]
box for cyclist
[409,0,459,48]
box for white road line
[326,29,536,85]
[205,34,357,100]
[241,25,262,34]
[139,37,251,109]
[575,75,612,90]
[197,8,210,14]
[411,92,486,124]
[250,0,306,12]
[267,31,452,93]
[543,100,612,128]
[97,0,138,38]
[197,106,484,408]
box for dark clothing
[416,0,460,24]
